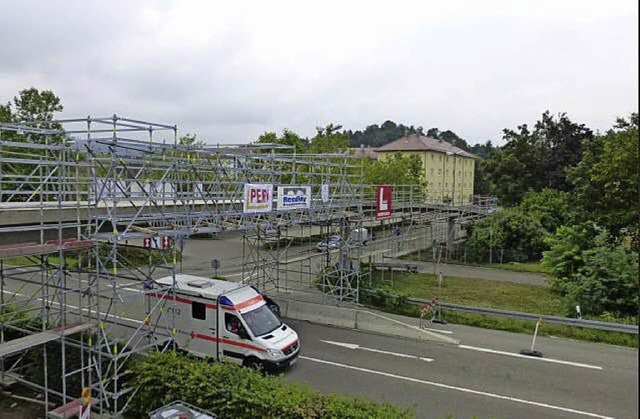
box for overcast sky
[0,0,637,145]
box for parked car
[316,235,342,252]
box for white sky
[0,0,637,145]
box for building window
[438,169,441,176]
[430,168,434,175]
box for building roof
[349,147,378,159]
[374,134,478,159]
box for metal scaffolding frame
[0,115,493,416]
[0,115,367,416]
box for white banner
[277,186,311,210]
[321,183,330,203]
[243,183,273,213]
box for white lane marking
[421,327,454,335]
[458,344,603,370]
[300,356,614,419]
[321,340,434,362]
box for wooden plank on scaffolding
[0,243,58,259]
[0,322,93,358]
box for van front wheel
[244,357,264,373]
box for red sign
[376,184,393,220]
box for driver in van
[227,316,240,334]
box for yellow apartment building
[375,134,477,204]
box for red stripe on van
[281,338,299,352]
[221,295,264,311]
[190,333,266,353]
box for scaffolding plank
[0,244,58,259]
[0,240,94,260]
[0,322,93,358]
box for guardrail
[406,297,639,334]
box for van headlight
[267,348,282,359]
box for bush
[126,351,415,419]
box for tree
[255,129,307,153]
[567,113,639,240]
[543,225,638,316]
[309,123,349,153]
[465,208,547,262]
[484,112,592,206]
[363,152,426,187]
[0,87,64,144]
[179,133,205,147]
[11,87,63,124]
[520,188,574,234]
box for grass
[365,270,638,347]
[370,271,565,315]
[2,255,79,268]
[400,251,549,274]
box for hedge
[126,351,415,419]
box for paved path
[391,260,549,286]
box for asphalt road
[180,233,549,286]
[284,320,638,419]
[2,272,637,419]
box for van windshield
[241,304,282,337]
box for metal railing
[406,297,639,334]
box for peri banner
[243,183,273,213]
[375,184,393,220]
[277,186,311,210]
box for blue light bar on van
[219,296,234,306]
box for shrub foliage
[126,351,415,419]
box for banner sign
[243,183,273,213]
[277,186,311,210]
[321,183,330,203]
[375,184,393,220]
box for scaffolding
[0,116,367,416]
[0,115,493,416]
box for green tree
[309,123,349,153]
[542,223,599,293]
[255,129,306,153]
[567,113,639,240]
[363,152,426,187]
[543,226,639,316]
[520,188,574,234]
[465,208,547,262]
[178,133,205,147]
[11,87,63,125]
[0,87,64,142]
[484,112,592,206]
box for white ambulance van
[148,274,300,371]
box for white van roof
[156,274,243,298]
[155,274,263,312]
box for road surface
[285,320,638,419]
